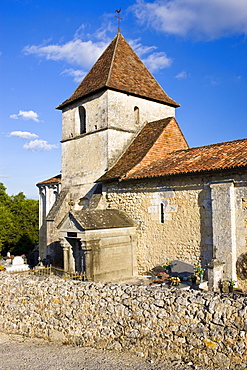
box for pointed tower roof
[57,33,179,110]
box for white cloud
[23,26,173,77]
[9,131,39,139]
[10,110,40,122]
[10,114,18,119]
[205,75,219,86]
[131,0,247,39]
[175,71,188,79]
[61,68,87,83]
[143,52,172,72]
[129,38,157,56]
[23,39,108,69]
[23,139,58,151]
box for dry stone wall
[0,273,246,369]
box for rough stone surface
[0,273,246,369]
[237,253,247,280]
[105,173,247,286]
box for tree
[0,183,39,256]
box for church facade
[37,33,247,288]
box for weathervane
[115,8,123,33]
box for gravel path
[0,333,215,370]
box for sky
[1,0,247,200]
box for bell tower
[56,33,179,205]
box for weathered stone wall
[61,90,175,141]
[61,90,175,190]
[105,177,212,272]
[104,172,247,277]
[0,274,246,369]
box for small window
[67,232,77,238]
[79,106,86,134]
[161,203,164,224]
[134,106,139,125]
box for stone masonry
[104,172,247,284]
[0,273,246,369]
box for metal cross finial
[115,8,123,33]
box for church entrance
[66,237,86,274]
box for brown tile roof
[98,117,189,181]
[36,174,61,186]
[124,138,247,180]
[99,121,247,182]
[57,33,179,110]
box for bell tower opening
[79,106,86,134]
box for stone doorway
[66,237,86,273]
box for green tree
[0,183,39,256]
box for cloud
[9,131,39,139]
[23,39,108,69]
[129,38,157,56]
[129,38,172,72]
[131,0,247,39]
[10,110,40,122]
[143,52,172,72]
[61,69,87,83]
[205,75,219,86]
[23,139,58,151]
[175,71,188,79]
[23,26,173,77]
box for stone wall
[104,172,247,279]
[0,274,246,369]
[61,90,175,190]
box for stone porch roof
[57,33,179,110]
[67,209,135,230]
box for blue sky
[1,0,246,199]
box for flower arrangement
[149,279,164,285]
[170,276,181,286]
[157,272,169,279]
[226,279,237,287]
[195,264,204,276]
[162,262,172,272]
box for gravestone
[6,256,29,272]
[171,260,194,279]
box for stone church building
[37,33,247,287]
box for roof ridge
[106,33,119,86]
[98,117,175,181]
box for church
[37,32,247,288]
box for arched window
[134,106,139,125]
[79,106,86,134]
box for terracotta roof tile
[98,117,188,181]
[57,33,179,109]
[125,138,247,180]
[36,174,61,186]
